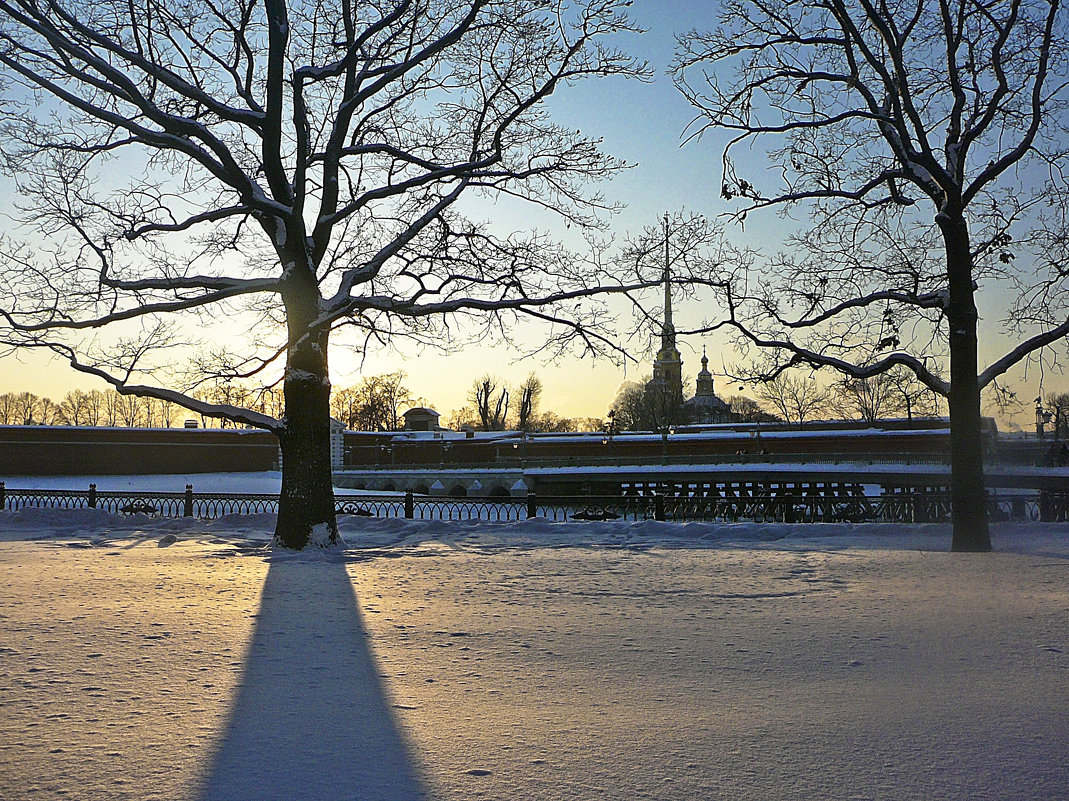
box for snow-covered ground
[1,474,1067,800]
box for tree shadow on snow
[198,553,430,801]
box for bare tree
[156,397,176,428]
[826,370,942,424]
[330,386,362,431]
[753,372,829,427]
[444,405,479,431]
[514,373,543,431]
[59,390,90,426]
[115,393,143,427]
[102,389,121,427]
[0,0,651,547]
[37,396,61,425]
[374,371,413,432]
[675,0,1069,551]
[1044,391,1069,440]
[331,371,412,431]
[724,394,776,424]
[886,369,945,423]
[0,393,17,425]
[84,390,104,426]
[12,392,41,425]
[471,374,510,431]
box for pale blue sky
[0,2,1058,430]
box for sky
[0,1,1061,431]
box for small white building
[402,407,443,432]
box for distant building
[402,407,443,431]
[682,347,730,424]
[645,259,728,425]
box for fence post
[654,492,665,522]
[404,491,414,519]
[184,484,194,517]
[0,481,5,511]
[784,487,796,524]
[527,491,537,519]
[88,483,97,509]
[1039,490,1053,522]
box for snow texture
[0,473,1067,801]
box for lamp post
[748,425,765,456]
[602,410,616,463]
[662,426,674,465]
[1036,397,1052,439]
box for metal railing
[2,481,1064,524]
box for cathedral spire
[661,212,675,352]
[650,213,683,396]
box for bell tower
[650,215,683,396]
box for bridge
[333,458,1069,498]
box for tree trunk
[273,269,339,549]
[941,213,992,552]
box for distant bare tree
[753,372,829,427]
[515,374,543,431]
[330,386,362,431]
[84,390,104,426]
[37,396,61,425]
[831,377,890,425]
[102,390,121,427]
[59,390,90,426]
[156,397,177,428]
[12,392,41,425]
[886,369,946,423]
[116,393,143,428]
[471,375,510,431]
[444,406,479,432]
[0,393,17,425]
[0,0,650,547]
[725,394,775,424]
[332,372,412,431]
[1044,391,1069,440]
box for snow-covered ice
[0,476,1067,800]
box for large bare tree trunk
[942,213,992,552]
[274,269,339,549]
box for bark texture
[274,267,338,549]
[941,213,992,552]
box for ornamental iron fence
[1,481,1065,524]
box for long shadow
[198,553,430,801]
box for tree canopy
[0,0,650,547]
[675,0,1069,550]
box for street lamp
[602,410,616,461]
[1036,397,1053,439]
